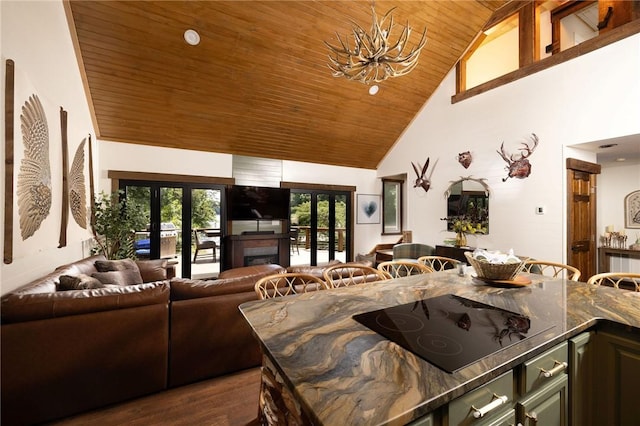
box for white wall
[98,141,380,258]
[378,33,640,267]
[1,0,96,294]
[598,160,640,272]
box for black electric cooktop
[353,294,554,373]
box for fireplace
[223,233,290,270]
[244,254,279,266]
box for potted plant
[91,190,146,260]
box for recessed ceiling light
[599,143,618,149]
[368,85,379,95]
[184,29,200,46]
[615,157,626,162]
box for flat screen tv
[227,186,291,220]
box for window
[454,0,640,101]
[382,178,403,235]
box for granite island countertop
[239,271,640,425]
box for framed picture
[625,190,640,229]
[357,194,381,224]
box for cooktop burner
[353,294,554,373]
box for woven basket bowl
[464,252,526,281]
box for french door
[290,189,351,266]
[120,180,224,279]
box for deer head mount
[497,133,539,182]
[412,157,434,193]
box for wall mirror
[445,177,490,233]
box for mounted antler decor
[497,133,539,182]
[444,176,490,199]
[325,4,427,85]
[412,157,433,193]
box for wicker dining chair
[417,255,461,272]
[586,272,640,291]
[377,260,434,279]
[254,273,329,300]
[322,263,388,288]
[522,260,581,281]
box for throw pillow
[136,259,168,282]
[58,274,105,291]
[94,258,138,272]
[92,269,144,286]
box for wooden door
[566,159,601,280]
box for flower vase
[455,232,467,248]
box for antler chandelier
[325,5,427,85]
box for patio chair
[193,229,217,262]
[523,260,581,281]
[418,255,461,271]
[586,272,640,291]
[377,260,434,278]
[254,273,329,299]
[323,263,387,288]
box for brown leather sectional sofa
[0,256,286,425]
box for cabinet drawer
[521,341,568,394]
[517,374,568,426]
[448,370,514,426]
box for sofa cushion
[92,269,144,286]
[58,274,105,291]
[136,259,168,282]
[95,258,139,272]
[1,282,170,323]
[286,259,342,279]
[171,264,286,301]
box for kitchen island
[239,271,640,425]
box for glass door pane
[290,190,350,266]
[124,185,152,259]
[190,188,221,279]
[159,186,182,274]
[334,194,347,263]
[290,192,311,266]
[316,194,330,264]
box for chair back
[377,260,434,278]
[586,272,640,291]
[323,263,387,288]
[523,260,581,281]
[417,255,460,271]
[392,243,435,260]
[254,273,329,299]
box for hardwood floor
[47,368,261,426]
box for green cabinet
[517,341,569,426]
[446,370,515,426]
[445,342,569,426]
[593,329,640,426]
[517,375,568,426]
[568,331,594,426]
[418,328,638,426]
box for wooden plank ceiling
[65,1,510,170]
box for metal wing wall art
[69,138,87,229]
[17,94,51,239]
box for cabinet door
[568,331,594,426]
[594,330,640,426]
[517,375,568,426]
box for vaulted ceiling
[65,1,511,170]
